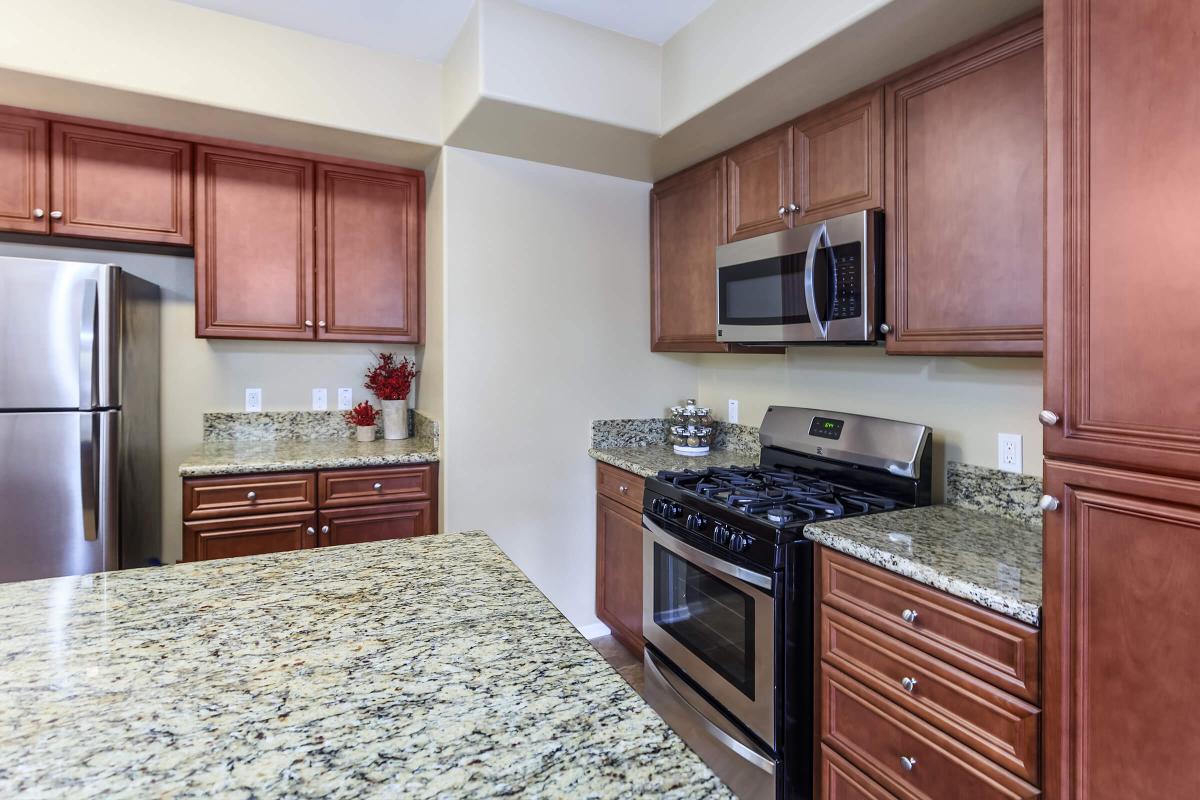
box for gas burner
[766,508,794,524]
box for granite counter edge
[179,450,440,478]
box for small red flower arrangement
[344,401,379,428]
[364,352,419,402]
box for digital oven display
[809,416,844,440]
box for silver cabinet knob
[901,676,918,692]
[373,482,383,490]
[320,525,329,534]
[787,202,800,213]
[618,484,628,494]
[305,526,316,536]
[246,491,257,500]
[900,756,917,772]
[777,205,788,218]
[879,322,892,335]
[1039,409,1060,426]
[901,608,919,624]
[49,210,63,220]
[33,208,44,219]
[1039,494,1061,511]
[318,320,326,327]
[304,320,313,327]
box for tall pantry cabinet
[1042,0,1200,798]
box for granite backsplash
[203,409,439,450]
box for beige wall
[0,240,414,565]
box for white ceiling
[173,0,714,63]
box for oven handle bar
[644,649,777,775]
[643,514,773,592]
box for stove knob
[711,523,730,545]
[665,503,684,520]
[731,535,750,553]
[686,513,707,532]
[652,498,666,515]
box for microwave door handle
[802,222,830,339]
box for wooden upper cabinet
[793,88,883,225]
[1045,0,1200,478]
[50,123,192,245]
[316,164,423,343]
[651,158,728,352]
[884,17,1045,356]
[724,126,793,242]
[195,146,315,340]
[0,113,48,234]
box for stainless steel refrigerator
[0,256,160,582]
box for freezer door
[0,257,119,410]
[0,411,118,582]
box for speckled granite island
[0,533,730,799]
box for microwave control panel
[829,243,862,320]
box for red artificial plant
[344,401,379,428]
[364,352,419,402]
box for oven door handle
[802,221,831,340]
[643,514,772,592]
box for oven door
[642,513,775,747]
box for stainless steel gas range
[640,406,932,800]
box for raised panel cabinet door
[316,163,423,343]
[596,493,644,656]
[650,158,728,353]
[0,113,48,234]
[195,145,314,340]
[50,123,192,245]
[794,88,883,225]
[182,511,317,562]
[724,126,794,242]
[318,501,434,547]
[884,17,1044,356]
[1042,460,1200,799]
[1044,0,1200,477]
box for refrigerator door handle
[97,412,118,559]
[79,278,98,410]
[79,415,98,541]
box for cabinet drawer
[822,667,1039,800]
[819,547,1039,703]
[822,744,898,800]
[596,462,644,511]
[317,465,434,508]
[319,501,433,547]
[822,606,1039,782]
[183,511,317,562]
[183,472,316,520]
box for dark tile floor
[590,635,645,695]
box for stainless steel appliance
[0,257,160,582]
[641,406,932,799]
[716,209,883,345]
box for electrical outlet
[244,388,262,413]
[998,433,1022,474]
[337,388,353,410]
[312,388,327,411]
[728,399,739,424]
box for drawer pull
[901,608,919,624]
[618,484,629,494]
[246,491,257,501]
[321,525,329,534]
[900,756,917,772]
[305,527,316,536]
[901,676,918,692]
[373,482,383,490]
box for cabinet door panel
[885,18,1044,355]
[0,113,48,234]
[316,164,422,343]
[183,511,316,562]
[51,123,192,245]
[1043,460,1200,799]
[650,158,728,352]
[596,493,643,656]
[195,146,314,340]
[319,501,433,547]
[1045,0,1200,476]
[724,126,793,242]
[795,88,883,225]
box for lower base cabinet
[595,462,645,656]
[183,463,438,561]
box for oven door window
[652,543,755,699]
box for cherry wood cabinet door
[884,17,1044,356]
[650,158,728,353]
[316,163,423,343]
[195,145,314,340]
[318,501,434,547]
[596,493,644,657]
[724,126,794,242]
[794,88,883,226]
[50,123,192,245]
[183,511,317,562]
[1043,460,1200,799]
[0,113,48,234]
[1044,0,1200,477]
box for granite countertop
[180,436,439,477]
[588,444,759,479]
[805,505,1042,626]
[0,532,730,799]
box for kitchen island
[0,532,729,798]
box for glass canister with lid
[669,398,715,456]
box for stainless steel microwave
[716,209,883,344]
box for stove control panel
[651,498,685,521]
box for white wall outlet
[312,388,328,411]
[244,388,262,413]
[998,433,1022,474]
[337,388,353,410]
[728,399,739,423]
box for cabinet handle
[900,756,917,772]
[318,320,326,327]
[304,320,313,327]
[777,205,788,218]
[618,484,628,494]
[246,491,257,501]
[305,526,316,536]
[49,210,63,220]
[879,322,892,335]
[321,525,329,534]
[1039,495,1061,512]
[1039,409,1060,426]
[373,482,383,490]
[33,208,44,219]
[901,608,919,624]
[901,676,918,692]
[787,202,800,213]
